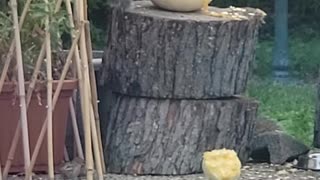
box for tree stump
[314,76,320,147]
[100,1,266,99]
[104,94,258,175]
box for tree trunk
[314,76,320,147]
[100,1,265,99]
[104,94,258,175]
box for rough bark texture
[104,94,258,175]
[314,77,320,147]
[100,1,264,99]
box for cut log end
[104,94,258,175]
[128,1,266,23]
[100,1,264,99]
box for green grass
[247,79,317,146]
[254,36,320,80]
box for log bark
[314,76,320,147]
[104,94,258,175]
[100,1,265,99]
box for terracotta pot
[0,80,77,173]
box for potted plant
[0,0,77,173]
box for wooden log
[100,1,265,99]
[314,76,320,147]
[104,94,258,175]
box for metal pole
[272,0,289,82]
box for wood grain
[100,1,264,99]
[104,94,258,175]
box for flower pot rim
[1,79,78,93]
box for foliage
[0,11,11,56]
[213,0,320,40]
[0,0,71,81]
[85,0,320,49]
[254,35,320,80]
[247,78,316,145]
[213,0,320,147]
[87,0,110,49]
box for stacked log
[99,1,264,175]
[314,75,320,147]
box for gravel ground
[8,163,320,180]
[104,163,320,180]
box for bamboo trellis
[0,163,2,180]
[0,0,105,179]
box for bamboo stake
[73,0,80,29]
[2,0,64,178]
[0,0,63,94]
[76,61,104,179]
[2,43,46,179]
[2,125,19,179]
[3,0,63,175]
[10,0,31,177]
[78,14,95,179]
[69,98,84,159]
[89,102,103,180]
[66,3,94,179]
[83,73,103,178]
[70,0,94,179]
[79,57,94,180]
[26,44,46,104]
[81,0,104,176]
[84,0,88,20]
[82,0,105,170]
[74,46,94,180]
[0,0,33,94]
[65,2,76,80]
[2,122,20,179]
[24,27,82,180]
[78,6,103,180]
[67,0,103,178]
[0,163,2,180]
[66,10,104,180]
[64,146,70,162]
[84,22,106,173]
[65,0,80,82]
[44,0,54,177]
